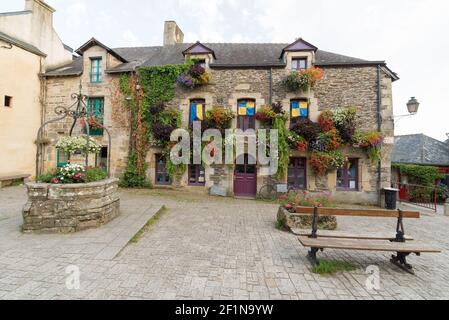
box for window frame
[155,154,171,186]
[196,59,206,69]
[57,149,69,168]
[291,57,308,71]
[189,99,206,129]
[288,157,307,190]
[4,95,12,108]
[95,146,108,171]
[237,99,256,131]
[86,97,104,136]
[337,158,359,191]
[188,164,206,186]
[90,57,103,83]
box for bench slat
[298,236,440,253]
[296,206,420,219]
[292,229,414,241]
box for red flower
[284,204,293,210]
[51,178,61,184]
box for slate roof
[392,134,449,166]
[0,31,46,57]
[44,41,397,78]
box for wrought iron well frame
[35,83,112,178]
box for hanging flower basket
[287,131,308,152]
[56,135,102,154]
[80,116,103,130]
[309,151,347,176]
[284,67,324,92]
[177,64,211,89]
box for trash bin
[383,188,399,210]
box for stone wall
[42,46,130,178]
[22,178,120,233]
[43,46,396,204]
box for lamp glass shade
[407,97,419,114]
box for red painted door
[234,154,257,198]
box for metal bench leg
[308,248,320,266]
[391,252,414,274]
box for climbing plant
[392,164,444,186]
[273,116,289,180]
[119,63,191,187]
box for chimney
[25,0,55,23]
[163,21,184,46]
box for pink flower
[51,178,61,184]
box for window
[337,158,359,191]
[237,99,256,131]
[57,149,69,168]
[189,99,206,128]
[189,164,205,186]
[288,157,307,190]
[196,59,206,69]
[4,95,12,107]
[292,58,307,71]
[90,57,102,83]
[290,99,309,126]
[95,147,108,171]
[155,154,171,185]
[87,97,104,136]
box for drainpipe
[269,68,273,105]
[377,65,382,206]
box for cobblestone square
[0,186,448,300]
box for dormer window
[292,58,307,71]
[90,57,102,83]
[196,59,206,69]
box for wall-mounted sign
[383,137,394,145]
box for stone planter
[277,206,337,231]
[22,178,120,234]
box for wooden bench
[296,206,441,274]
[0,174,30,188]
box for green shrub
[37,170,57,183]
[85,168,108,183]
[119,152,151,188]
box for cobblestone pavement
[1,186,449,300]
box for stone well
[277,206,337,231]
[22,178,120,234]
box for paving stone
[1,186,449,300]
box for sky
[2,0,449,141]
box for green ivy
[273,116,290,180]
[138,64,189,112]
[119,64,191,187]
[392,163,444,186]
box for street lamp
[406,97,420,114]
[394,97,420,123]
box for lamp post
[394,97,420,123]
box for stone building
[42,21,398,205]
[0,0,72,183]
